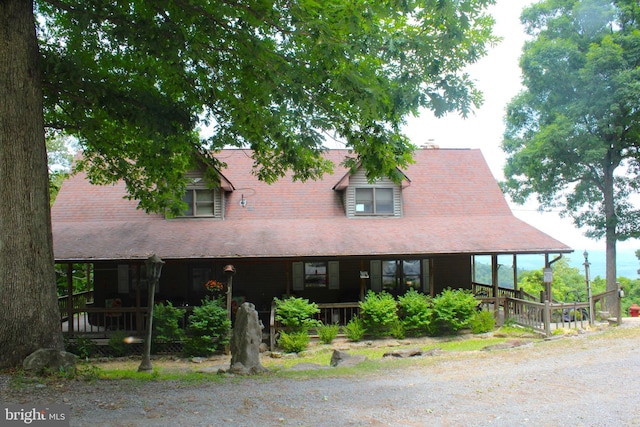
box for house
[52,148,572,335]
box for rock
[228,302,268,375]
[481,340,531,351]
[23,348,77,374]
[191,357,205,363]
[382,348,424,358]
[330,350,366,367]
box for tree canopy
[501,0,640,304]
[37,0,497,215]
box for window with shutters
[292,261,340,290]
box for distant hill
[515,249,639,279]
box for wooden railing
[58,290,94,322]
[61,307,148,337]
[504,288,621,336]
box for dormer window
[355,187,394,215]
[182,189,215,216]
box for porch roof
[51,148,572,261]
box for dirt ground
[3,320,640,427]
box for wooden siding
[184,169,225,219]
[344,169,402,217]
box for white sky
[402,0,638,251]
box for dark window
[304,262,327,288]
[355,188,394,215]
[182,189,214,216]
[382,259,421,294]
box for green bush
[344,316,366,342]
[108,330,133,357]
[317,323,340,344]
[397,289,433,336]
[431,288,478,335]
[469,310,496,334]
[278,330,310,353]
[390,320,406,339]
[65,336,98,359]
[274,296,320,332]
[359,291,399,337]
[183,296,231,357]
[153,301,186,350]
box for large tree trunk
[603,151,618,317]
[0,0,63,368]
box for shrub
[65,336,98,359]
[274,296,320,332]
[183,296,231,357]
[431,288,478,335]
[469,310,496,334]
[390,320,406,339]
[359,291,399,337]
[108,330,133,357]
[153,301,186,350]
[397,289,433,336]
[278,330,310,353]
[344,316,366,342]
[317,322,340,344]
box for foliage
[431,288,478,335]
[501,0,640,301]
[153,302,186,350]
[469,310,496,334]
[108,331,134,357]
[46,133,74,205]
[518,258,587,302]
[317,323,340,345]
[64,336,98,360]
[390,321,406,340]
[397,289,433,336]
[183,297,231,357]
[32,1,498,215]
[274,297,320,332]
[55,263,92,297]
[359,291,399,337]
[277,330,310,354]
[344,317,367,342]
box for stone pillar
[229,302,267,375]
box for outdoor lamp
[138,254,165,372]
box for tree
[0,1,63,367]
[46,133,74,205]
[501,0,640,316]
[0,0,497,368]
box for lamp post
[584,251,594,325]
[223,264,236,355]
[138,254,165,372]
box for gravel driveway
[3,321,640,427]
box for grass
[10,324,638,385]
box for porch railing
[61,307,149,337]
[58,290,94,322]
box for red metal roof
[51,148,572,261]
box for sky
[402,0,638,252]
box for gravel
[3,320,640,427]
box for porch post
[512,254,518,292]
[492,254,499,321]
[67,262,74,336]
